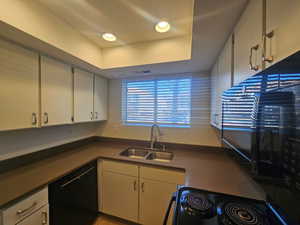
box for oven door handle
[163,192,177,225]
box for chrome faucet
[150,124,163,150]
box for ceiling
[101,0,248,78]
[37,0,248,78]
[38,0,194,48]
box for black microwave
[222,51,300,183]
[221,51,300,223]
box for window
[122,77,191,127]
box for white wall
[0,123,100,161]
[97,73,221,147]
[102,36,192,69]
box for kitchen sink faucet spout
[150,124,162,150]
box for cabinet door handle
[141,182,145,192]
[17,201,37,215]
[90,112,93,120]
[249,44,259,71]
[263,30,274,63]
[42,211,48,225]
[43,112,48,124]
[95,112,98,119]
[32,113,37,126]
[133,180,137,191]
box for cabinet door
[210,60,219,127]
[265,0,300,68]
[0,39,39,131]
[94,75,108,121]
[17,204,49,225]
[234,0,263,85]
[74,68,94,123]
[139,178,178,225]
[102,171,138,223]
[216,37,233,127]
[41,56,73,126]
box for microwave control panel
[283,138,300,190]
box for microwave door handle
[163,192,177,225]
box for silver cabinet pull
[249,44,259,71]
[133,180,137,191]
[42,211,48,225]
[95,112,98,120]
[263,30,274,63]
[32,113,37,125]
[17,201,37,215]
[43,112,48,124]
[90,112,93,120]
[141,182,145,192]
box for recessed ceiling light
[155,21,170,33]
[102,33,117,42]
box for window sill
[123,122,190,128]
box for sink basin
[146,151,174,162]
[120,148,149,159]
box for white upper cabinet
[0,39,39,131]
[74,68,94,123]
[93,75,108,121]
[234,0,263,85]
[265,0,300,68]
[210,60,219,127]
[210,36,233,128]
[41,56,73,126]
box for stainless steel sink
[120,148,149,159]
[120,147,174,162]
[146,151,174,162]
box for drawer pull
[43,112,49,124]
[141,182,145,192]
[133,180,137,191]
[32,113,37,126]
[17,201,37,215]
[263,30,275,63]
[42,211,48,224]
[249,44,259,71]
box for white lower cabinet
[139,178,177,225]
[102,171,139,222]
[16,205,49,225]
[0,187,48,225]
[99,160,185,225]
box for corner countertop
[0,140,265,207]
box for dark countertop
[0,140,265,207]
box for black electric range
[164,187,293,225]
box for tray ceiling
[37,0,194,48]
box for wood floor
[93,215,137,225]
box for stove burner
[219,202,268,225]
[181,192,215,218]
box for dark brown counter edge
[0,136,224,174]
[0,136,98,174]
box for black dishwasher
[49,160,98,225]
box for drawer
[2,187,48,225]
[17,204,49,225]
[140,166,185,184]
[102,160,138,177]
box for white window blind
[122,77,191,127]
